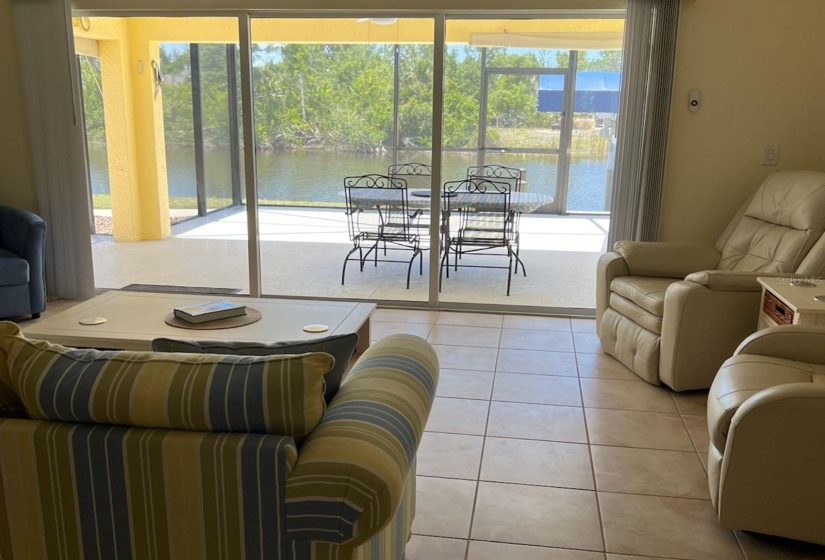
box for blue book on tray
[173,300,246,324]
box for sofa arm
[285,334,438,548]
[613,241,721,278]
[734,325,825,365]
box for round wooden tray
[164,308,262,330]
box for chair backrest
[388,162,432,192]
[442,178,513,244]
[343,174,414,241]
[716,170,825,273]
[466,165,523,192]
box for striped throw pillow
[0,323,333,439]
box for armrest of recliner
[596,252,629,330]
[707,353,816,453]
[285,334,438,548]
[684,270,785,291]
[613,241,721,278]
[733,325,825,364]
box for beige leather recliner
[707,325,825,545]
[596,170,825,390]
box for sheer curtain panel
[11,0,96,300]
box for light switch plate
[762,144,780,166]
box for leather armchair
[707,326,825,545]
[0,206,47,319]
[597,170,825,390]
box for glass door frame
[479,63,576,215]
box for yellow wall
[0,0,37,212]
[660,0,825,245]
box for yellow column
[96,19,169,241]
[128,31,170,239]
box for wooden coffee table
[23,291,375,353]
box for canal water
[87,145,611,213]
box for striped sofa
[0,321,438,560]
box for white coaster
[303,324,329,333]
[79,317,107,326]
[814,295,825,302]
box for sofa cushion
[0,321,332,439]
[610,276,678,317]
[151,333,358,404]
[0,249,28,287]
[609,293,663,334]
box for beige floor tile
[417,432,484,480]
[606,555,671,560]
[437,369,494,400]
[585,409,694,451]
[370,320,433,341]
[472,482,603,551]
[502,315,572,331]
[698,452,709,472]
[573,332,605,354]
[580,379,677,413]
[487,402,587,443]
[404,536,468,560]
[599,492,743,560]
[672,390,709,415]
[412,476,477,539]
[591,446,709,499]
[496,348,579,377]
[431,344,498,372]
[469,541,605,560]
[734,530,825,559]
[571,318,597,333]
[500,329,575,352]
[493,373,582,407]
[576,354,641,381]
[682,414,710,452]
[428,324,502,348]
[437,311,503,328]
[427,397,490,436]
[373,308,439,323]
[481,438,594,490]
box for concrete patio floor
[92,206,609,311]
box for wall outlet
[762,144,780,166]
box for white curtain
[11,0,96,300]
[608,0,680,246]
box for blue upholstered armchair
[0,206,46,319]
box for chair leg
[31,313,41,319]
[342,246,360,285]
[506,251,514,296]
[406,249,420,289]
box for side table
[756,276,825,329]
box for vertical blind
[608,0,680,247]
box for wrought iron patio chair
[388,162,432,192]
[342,174,424,289]
[439,177,526,296]
[465,164,526,272]
[388,162,433,246]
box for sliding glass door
[73,12,621,311]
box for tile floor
[368,309,825,560]
[13,302,825,559]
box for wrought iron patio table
[342,189,554,213]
